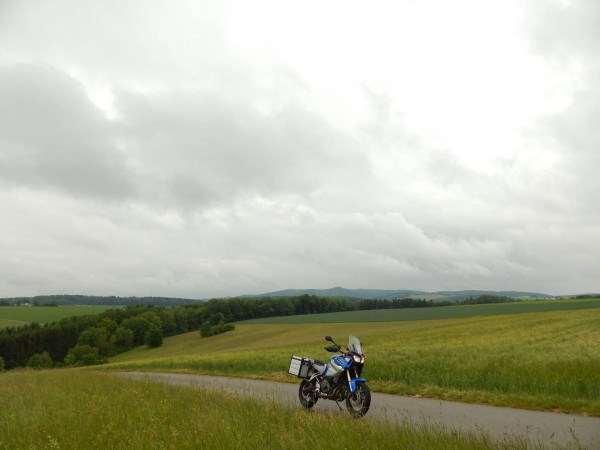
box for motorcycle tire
[298,379,319,409]
[345,381,371,417]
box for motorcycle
[288,335,371,417]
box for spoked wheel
[345,381,371,417]
[298,379,319,409]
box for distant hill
[243,287,554,302]
[431,290,554,302]
[1,289,558,307]
[242,287,426,300]
[0,295,204,307]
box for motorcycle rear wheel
[298,379,319,409]
[345,381,371,417]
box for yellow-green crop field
[105,307,600,416]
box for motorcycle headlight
[353,354,362,364]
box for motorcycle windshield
[348,335,363,355]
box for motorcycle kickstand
[333,401,342,411]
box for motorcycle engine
[319,378,331,393]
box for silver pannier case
[288,356,310,378]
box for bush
[200,321,214,337]
[27,351,53,369]
[0,355,4,371]
[64,344,106,366]
[200,321,235,338]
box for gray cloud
[523,0,600,216]
[1,1,599,298]
[0,63,134,199]
[0,60,367,210]
[116,86,367,209]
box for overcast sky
[1,0,598,298]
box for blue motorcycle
[288,335,371,417]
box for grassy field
[0,318,25,329]
[0,369,541,449]
[2,301,598,449]
[105,306,600,416]
[241,298,600,323]
[0,305,111,328]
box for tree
[156,309,177,335]
[144,326,163,348]
[97,317,118,334]
[200,321,213,338]
[77,327,113,356]
[140,311,162,330]
[27,351,53,369]
[121,317,153,346]
[209,312,226,326]
[111,326,134,352]
[64,344,106,366]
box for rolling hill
[243,287,554,302]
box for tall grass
[106,309,600,415]
[0,369,537,450]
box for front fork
[347,370,366,393]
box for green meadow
[2,299,598,449]
[0,305,110,327]
[0,369,537,450]
[106,304,600,416]
[240,298,600,323]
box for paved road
[116,372,600,449]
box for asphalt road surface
[116,372,600,449]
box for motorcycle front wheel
[345,381,371,417]
[298,379,319,409]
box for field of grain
[106,307,600,416]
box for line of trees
[0,293,524,370]
[358,295,519,310]
[358,298,453,309]
[460,295,518,304]
[199,294,357,322]
[0,295,357,370]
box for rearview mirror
[325,336,333,342]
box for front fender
[349,377,366,393]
